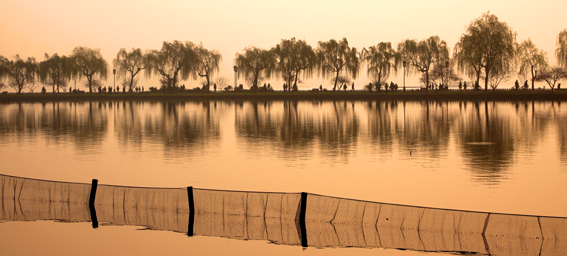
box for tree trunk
[333,71,340,91]
[531,66,535,90]
[484,68,489,91]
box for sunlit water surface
[1,100,566,255]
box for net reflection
[1,173,566,255]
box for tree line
[1,12,567,93]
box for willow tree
[361,42,400,90]
[517,39,548,90]
[39,53,73,93]
[535,67,567,90]
[556,29,567,69]
[317,38,360,91]
[273,38,317,91]
[113,48,147,92]
[194,44,222,91]
[70,47,108,93]
[145,40,197,90]
[398,36,449,88]
[235,46,275,90]
[0,55,37,93]
[454,12,516,90]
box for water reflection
[0,102,108,149]
[0,100,566,182]
[235,101,359,161]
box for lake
[1,100,566,255]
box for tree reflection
[235,101,359,161]
[0,102,107,149]
[142,101,221,157]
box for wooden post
[187,186,195,237]
[89,179,98,229]
[299,192,308,247]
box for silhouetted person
[475,81,479,90]
[214,83,217,92]
[459,81,462,90]
[390,81,395,91]
[515,80,519,90]
[524,80,529,90]
[320,84,323,91]
[351,82,354,91]
[142,86,144,92]
[41,87,46,94]
[463,81,467,91]
[558,83,561,90]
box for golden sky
[1,0,565,89]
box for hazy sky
[1,0,566,89]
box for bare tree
[536,67,567,90]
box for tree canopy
[317,38,359,91]
[39,53,73,92]
[113,48,147,92]
[454,12,516,90]
[557,29,567,70]
[70,46,108,93]
[273,38,317,91]
[194,44,222,91]
[0,55,37,93]
[361,42,400,91]
[517,38,548,89]
[145,40,197,90]
[398,36,449,88]
[235,47,275,90]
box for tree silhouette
[361,42,400,91]
[557,29,567,70]
[235,47,275,90]
[113,48,147,92]
[145,40,197,91]
[194,44,222,91]
[70,47,108,93]
[398,36,449,89]
[454,12,516,90]
[273,38,317,91]
[517,38,548,90]
[317,38,360,91]
[0,55,37,93]
[535,67,567,90]
[39,53,73,93]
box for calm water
[1,100,566,255]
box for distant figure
[524,80,529,90]
[320,84,323,91]
[558,83,561,90]
[283,83,287,91]
[475,81,479,90]
[116,86,120,92]
[515,80,519,90]
[390,81,395,91]
[343,83,347,91]
[214,83,217,92]
[351,82,354,91]
[459,81,462,90]
[463,81,467,91]
[142,86,144,92]
[41,87,46,94]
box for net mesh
[0,174,91,222]
[1,174,566,255]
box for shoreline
[1,90,567,102]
